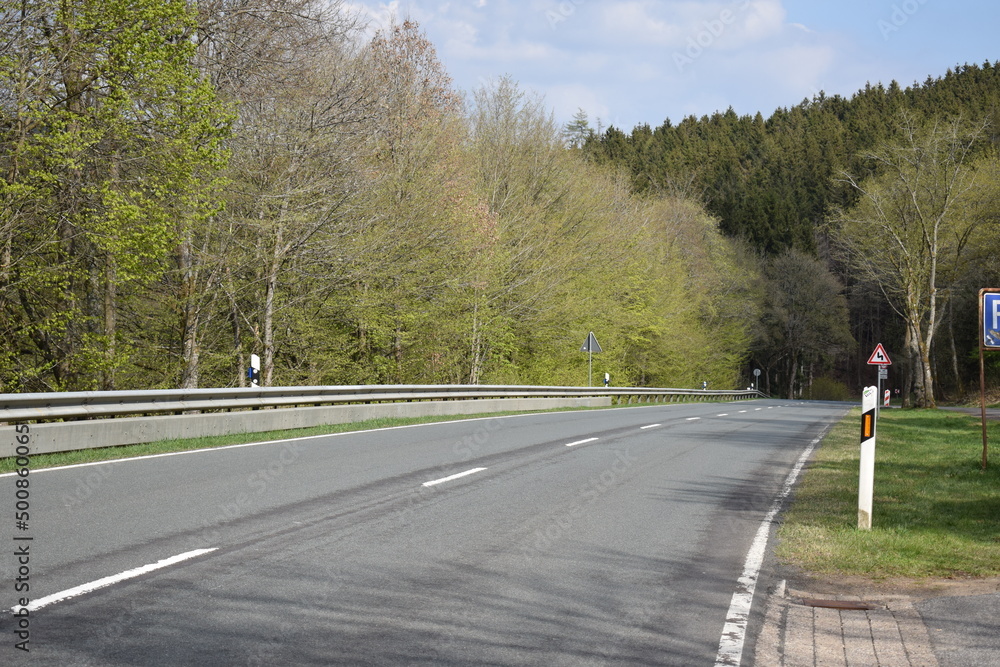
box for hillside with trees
[586,62,1000,405]
[2,2,997,403]
[0,2,754,392]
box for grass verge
[0,406,614,474]
[776,408,1000,579]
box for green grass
[777,408,1000,579]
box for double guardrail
[0,385,763,457]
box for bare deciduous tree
[834,113,989,407]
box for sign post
[580,332,602,387]
[858,385,878,530]
[979,289,1000,470]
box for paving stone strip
[754,585,940,666]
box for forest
[584,60,1000,406]
[1,0,998,407]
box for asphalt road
[1,399,848,665]
[918,593,1000,667]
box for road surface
[1,399,847,665]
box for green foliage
[588,61,1000,401]
[754,249,855,398]
[586,62,1000,257]
[807,377,853,401]
[0,14,757,391]
[0,0,230,391]
[832,115,991,407]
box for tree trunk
[179,231,200,389]
[786,350,797,399]
[469,295,483,384]
[917,335,936,408]
[102,256,117,390]
[226,268,244,387]
[902,324,915,408]
[263,223,283,387]
[948,298,964,397]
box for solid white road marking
[640,424,661,430]
[12,548,218,613]
[713,436,822,666]
[422,467,488,487]
[564,437,599,447]
[0,411,566,478]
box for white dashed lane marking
[422,468,488,487]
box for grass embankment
[777,408,1000,579]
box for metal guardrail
[0,384,763,423]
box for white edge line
[0,409,637,478]
[12,548,217,613]
[0,417,518,477]
[640,424,661,430]
[565,437,599,447]
[422,467,487,487]
[713,436,822,667]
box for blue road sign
[985,291,1000,349]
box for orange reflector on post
[862,412,874,440]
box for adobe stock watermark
[519,447,638,562]
[878,0,930,40]
[395,418,503,528]
[186,440,302,549]
[674,0,753,73]
[545,0,586,31]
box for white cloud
[341,0,1000,131]
[437,18,479,52]
[542,83,612,129]
[741,0,786,42]
[766,44,836,93]
[597,2,684,47]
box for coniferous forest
[2,1,998,407]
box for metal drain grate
[799,598,882,610]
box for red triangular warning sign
[867,343,892,366]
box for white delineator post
[858,385,877,530]
[249,353,261,388]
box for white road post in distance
[858,386,878,530]
[249,353,261,388]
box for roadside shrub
[808,376,852,401]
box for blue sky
[345,1,1000,133]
